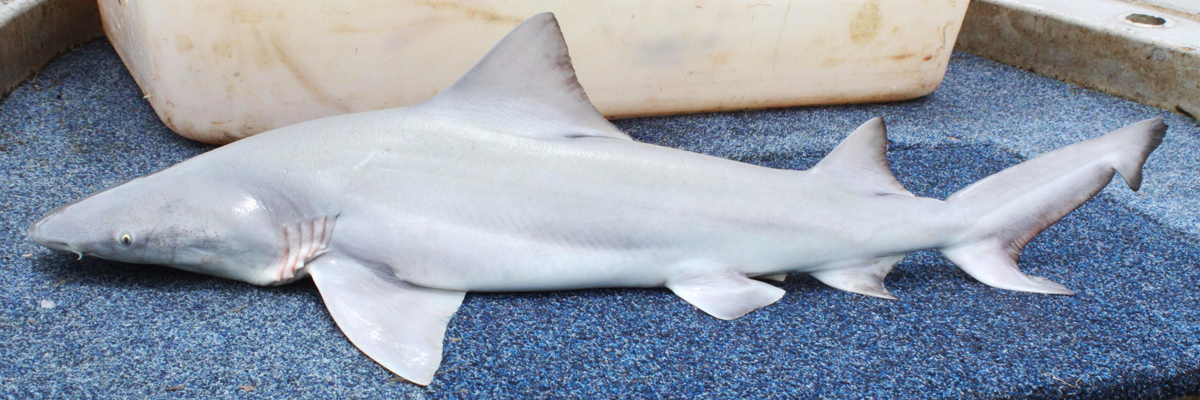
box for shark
[28,13,1166,385]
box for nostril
[29,218,49,241]
[31,214,53,234]
[28,217,70,252]
[29,225,44,243]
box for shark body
[29,14,1166,385]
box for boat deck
[1,40,1197,398]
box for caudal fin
[939,118,1167,294]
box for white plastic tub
[100,0,970,144]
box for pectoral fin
[666,267,785,320]
[308,257,465,386]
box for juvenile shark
[29,13,1166,385]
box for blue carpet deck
[1,40,1198,399]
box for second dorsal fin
[812,118,913,196]
[419,13,631,141]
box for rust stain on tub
[822,58,846,67]
[711,51,734,66]
[849,0,881,44]
[268,33,351,113]
[175,35,194,52]
[412,0,523,24]
[230,7,265,23]
[330,22,389,34]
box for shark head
[28,168,285,285]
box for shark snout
[29,211,83,256]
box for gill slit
[276,215,337,282]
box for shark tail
[938,118,1167,294]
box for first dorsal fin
[419,13,631,141]
[812,118,913,196]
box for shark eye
[119,232,133,246]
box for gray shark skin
[28,13,1166,385]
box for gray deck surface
[1,40,1198,399]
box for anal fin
[758,273,787,282]
[942,241,1075,295]
[666,266,785,320]
[810,255,905,300]
[308,257,466,386]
